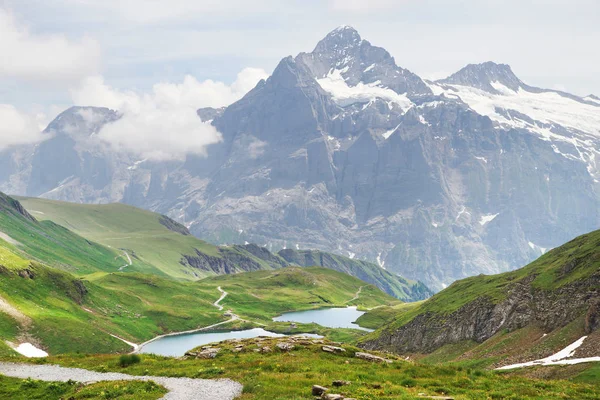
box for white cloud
[329,0,405,12]
[0,8,100,82]
[0,105,47,150]
[69,67,268,161]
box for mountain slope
[17,196,285,280]
[0,193,123,275]
[278,248,432,301]
[1,27,599,291]
[0,244,223,355]
[360,229,600,368]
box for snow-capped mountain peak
[297,27,431,107]
[312,25,363,57]
[438,61,524,93]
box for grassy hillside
[0,244,224,355]
[17,197,284,280]
[360,229,600,370]
[278,249,433,301]
[0,231,396,355]
[0,193,123,275]
[197,266,399,322]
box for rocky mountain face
[360,229,600,355]
[1,26,599,290]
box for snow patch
[348,252,355,259]
[528,241,547,254]
[474,156,488,164]
[383,124,401,139]
[479,213,499,226]
[376,253,385,269]
[363,64,375,73]
[127,159,147,171]
[317,69,413,111]
[496,336,600,370]
[14,343,48,358]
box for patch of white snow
[479,213,499,226]
[317,69,413,111]
[14,343,48,358]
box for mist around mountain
[1,26,599,290]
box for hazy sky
[1,0,599,149]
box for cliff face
[361,230,600,354]
[362,273,599,354]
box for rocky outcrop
[362,272,600,354]
[181,249,263,275]
[0,193,36,222]
[159,215,191,236]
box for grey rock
[354,352,392,363]
[312,385,328,396]
[322,345,346,354]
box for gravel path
[0,362,243,400]
[214,286,227,311]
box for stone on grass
[197,347,220,359]
[312,385,328,396]
[332,380,350,387]
[276,342,295,351]
[354,352,392,363]
[322,345,346,354]
[322,394,344,400]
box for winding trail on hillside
[0,362,242,400]
[345,286,364,304]
[112,285,266,353]
[214,286,227,311]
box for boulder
[322,394,344,400]
[332,380,350,387]
[312,385,328,396]
[354,352,392,363]
[277,342,295,351]
[197,347,220,359]
[322,345,346,354]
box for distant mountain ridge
[1,26,599,290]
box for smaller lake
[273,306,373,331]
[138,328,321,357]
[139,328,282,357]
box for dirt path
[213,286,227,311]
[0,362,242,400]
[345,286,364,304]
[0,295,31,328]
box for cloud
[69,68,268,160]
[329,0,405,12]
[0,8,100,82]
[0,105,47,150]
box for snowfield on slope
[496,336,600,370]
